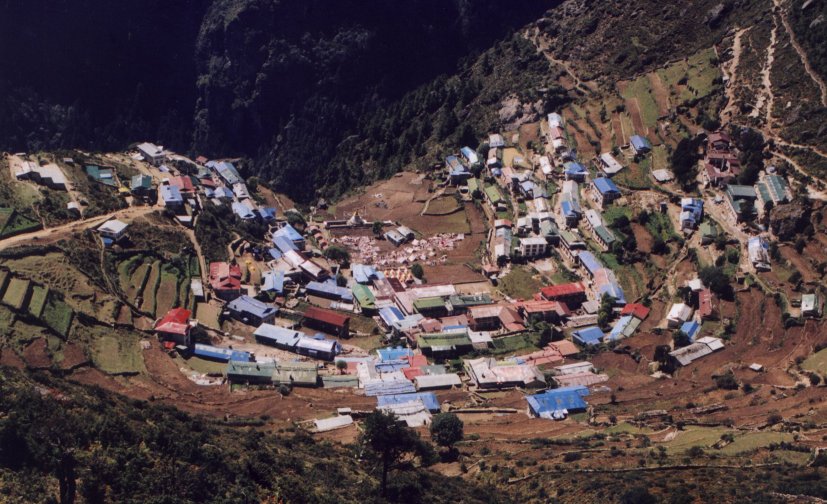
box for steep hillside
[0,368,505,504]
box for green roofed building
[352,284,377,314]
[130,174,154,197]
[413,296,450,317]
[226,361,276,385]
[699,221,718,245]
[448,293,492,311]
[484,185,504,207]
[467,178,481,197]
[416,331,473,360]
[272,361,319,387]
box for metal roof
[254,324,301,347]
[526,386,589,417]
[573,326,604,346]
[227,296,278,320]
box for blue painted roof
[364,380,417,397]
[232,202,256,220]
[527,386,589,415]
[680,320,701,341]
[573,326,604,346]
[593,177,620,195]
[160,185,183,204]
[261,270,284,293]
[272,235,298,254]
[258,207,277,221]
[492,168,502,177]
[377,347,413,361]
[193,344,251,363]
[208,161,241,185]
[460,146,476,159]
[563,162,587,174]
[267,248,283,260]
[597,281,626,305]
[253,324,300,347]
[561,200,580,218]
[630,135,652,151]
[377,392,440,412]
[379,307,405,326]
[375,359,410,373]
[227,295,278,320]
[607,315,635,341]
[352,264,379,284]
[306,281,352,302]
[216,187,234,199]
[274,224,304,243]
[578,251,603,275]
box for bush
[715,371,739,390]
[562,452,582,462]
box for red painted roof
[698,289,713,317]
[540,282,585,300]
[200,177,217,188]
[407,354,428,368]
[209,262,242,291]
[518,300,571,317]
[620,303,650,321]
[304,306,350,328]
[154,307,191,335]
[169,176,195,193]
[403,367,424,380]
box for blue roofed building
[232,201,256,220]
[226,295,278,325]
[563,162,588,182]
[160,185,184,210]
[377,347,414,361]
[253,323,301,350]
[594,268,626,306]
[296,335,339,361]
[261,270,285,295]
[446,155,472,185]
[352,264,381,284]
[193,343,252,363]
[215,187,234,200]
[258,207,277,222]
[272,235,298,254]
[274,224,305,249]
[526,386,589,419]
[379,306,405,329]
[378,392,440,412]
[630,135,652,155]
[560,199,582,226]
[592,177,621,206]
[306,280,353,302]
[460,147,479,166]
[577,251,604,278]
[680,198,704,230]
[573,326,604,346]
[607,315,640,341]
[208,161,241,185]
[679,320,701,342]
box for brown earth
[22,338,52,369]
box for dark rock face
[770,200,811,240]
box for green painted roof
[351,284,376,309]
[594,225,616,245]
[417,331,472,350]
[414,296,447,312]
[448,293,492,308]
[467,178,480,193]
[226,361,276,379]
[726,184,757,200]
[484,185,503,204]
[130,174,152,190]
[756,182,772,204]
[272,362,318,385]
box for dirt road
[0,205,157,250]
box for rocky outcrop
[770,200,812,240]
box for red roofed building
[538,282,587,309]
[303,306,351,338]
[403,367,424,380]
[698,289,713,319]
[209,262,242,301]
[154,307,193,346]
[620,303,650,321]
[169,175,196,194]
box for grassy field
[425,196,461,215]
[91,332,145,374]
[2,278,31,310]
[497,266,544,300]
[802,348,827,373]
[349,312,379,335]
[196,302,221,329]
[27,285,49,318]
[155,265,183,316]
[646,210,679,242]
[652,145,669,170]
[178,355,226,375]
[491,332,540,356]
[719,432,794,455]
[141,261,161,315]
[0,208,40,238]
[615,158,651,189]
[657,48,721,103]
[665,426,732,452]
[40,293,74,337]
[620,76,660,128]
[412,210,471,234]
[602,206,633,228]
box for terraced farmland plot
[124,261,151,300]
[41,293,73,337]
[615,158,652,189]
[656,48,722,104]
[27,285,49,318]
[0,208,40,238]
[140,261,161,315]
[90,330,145,374]
[155,265,184,316]
[2,278,31,310]
[618,77,660,131]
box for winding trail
[721,27,750,124]
[775,0,827,107]
[751,13,778,125]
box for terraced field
[2,278,31,310]
[0,207,40,238]
[40,293,74,337]
[27,285,49,318]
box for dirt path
[751,13,778,127]
[527,27,597,94]
[0,205,156,250]
[721,27,750,124]
[776,0,827,108]
[769,150,827,201]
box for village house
[296,335,339,361]
[154,307,194,347]
[272,361,319,387]
[755,173,791,215]
[597,152,624,176]
[130,174,154,198]
[226,361,277,386]
[460,146,479,166]
[680,198,704,230]
[303,306,350,338]
[254,324,302,350]
[629,135,652,155]
[15,161,69,190]
[518,236,548,258]
[526,386,589,420]
[160,185,184,211]
[209,262,243,301]
[516,299,570,325]
[748,236,771,270]
[558,229,587,261]
[592,177,621,206]
[137,142,165,166]
[539,282,587,310]
[666,303,693,328]
[563,162,588,182]
[464,357,546,389]
[573,326,604,346]
[226,295,278,326]
[96,219,129,246]
[801,293,823,318]
[725,185,758,222]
